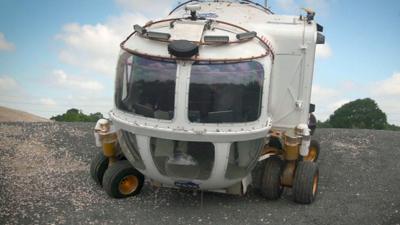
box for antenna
[264,0,268,7]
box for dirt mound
[0,106,50,122]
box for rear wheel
[304,140,320,162]
[293,161,319,204]
[103,160,144,198]
[90,152,109,186]
[260,156,283,200]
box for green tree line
[51,98,400,131]
[51,108,103,122]
[318,98,400,131]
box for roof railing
[121,17,275,62]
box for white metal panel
[112,1,321,190]
[268,54,304,128]
[170,21,205,42]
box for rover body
[91,0,325,204]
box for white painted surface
[111,1,321,190]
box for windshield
[188,61,264,123]
[116,54,177,120]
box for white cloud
[316,42,332,59]
[340,80,356,91]
[39,98,57,106]
[107,13,149,37]
[311,72,400,125]
[369,72,400,125]
[57,23,121,76]
[371,72,400,96]
[0,76,18,91]
[311,84,339,102]
[115,0,176,16]
[0,33,15,51]
[276,0,299,13]
[56,1,173,77]
[56,13,148,77]
[275,0,332,16]
[50,1,158,118]
[53,70,104,91]
[327,99,350,111]
[311,84,343,121]
[304,0,331,16]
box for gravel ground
[0,122,399,225]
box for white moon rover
[90,0,325,204]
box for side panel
[269,54,304,128]
[266,21,317,130]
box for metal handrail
[120,17,275,62]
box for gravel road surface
[0,122,399,225]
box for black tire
[293,161,319,204]
[90,152,109,186]
[304,140,320,162]
[260,156,283,200]
[103,160,144,198]
[251,161,265,190]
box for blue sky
[0,0,399,124]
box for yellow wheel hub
[304,146,318,162]
[118,175,139,195]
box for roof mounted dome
[168,40,199,58]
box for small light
[185,3,201,20]
[185,3,201,12]
[316,32,325,44]
[146,31,171,40]
[309,104,316,113]
[316,23,324,32]
[236,31,257,40]
[204,35,230,43]
[133,24,146,35]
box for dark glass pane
[118,130,145,170]
[116,55,177,120]
[225,139,264,179]
[150,138,215,180]
[189,61,264,123]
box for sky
[0,0,399,124]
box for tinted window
[116,55,177,120]
[225,139,264,179]
[188,61,264,123]
[150,138,214,180]
[118,130,145,170]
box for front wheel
[103,160,145,198]
[260,156,284,200]
[293,161,319,204]
[90,152,109,186]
